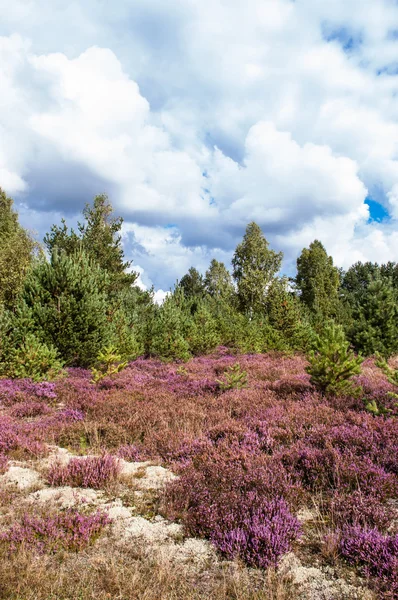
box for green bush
[307,321,363,396]
[91,345,127,384]
[4,334,64,381]
[216,363,248,391]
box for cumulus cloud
[0,0,397,288]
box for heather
[0,508,111,553]
[0,351,397,596]
[47,454,121,489]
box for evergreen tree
[295,240,340,320]
[266,277,314,351]
[0,188,37,309]
[44,194,137,294]
[204,259,235,300]
[147,289,191,361]
[15,250,111,366]
[341,261,380,300]
[178,267,205,299]
[307,321,363,396]
[380,261,398,289]
[232,222,283,315]
[349,275,398,358]
[186,302,220,356]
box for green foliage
[306,321,363,396]
[0,188,38,309]
[178,267,205,299]
[216,363,248,391]
[295,240,341,321]
[44,194,137,295]
[186,303,220,356]
[147,290,191,362]
[3,334,64,382]
[349,275,398,358]
[204,259,235,300]
[16,250,111,367]
[232,222,283,315]
[266,277,315,352]
[91,345,127,384]
[341,261,381,300]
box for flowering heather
[211,497,301,568]
[0,415,47,458]
[340,526,398,597]
[0,379,57,406]
[0,350,397,591]
[117,443,146,461]
[10,400,52,418]
[0,509,111,553]
[330,492,392,531]
[47,454,121,489]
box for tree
[178,267,206,299]
[341,261,380,300]
[44,194,137,294]
[204,259,235,300]
[266,277,315,351]
[349,275,398,358]
[14,250,111,367]
[147,290,191,361]
[0,188,37,309]
[307,321,363,396]
[295,240,340,320]
[232,222,283,315]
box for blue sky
[0,0,397,295]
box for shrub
[307,322,363,396]
[165,445,303,568]
[4,334,64,382]
[0,509,111,553]
[47,454,121,489]
[216,362,248,391]
[330,492,392,531]
[90,345,127,384]
[211,497,301,568]
[340,526,398,597]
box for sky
[1,0,398,298]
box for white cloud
[0,0,397,288]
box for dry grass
[0,541,297,600]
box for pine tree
[349,275,398,358]
[44,194,137,294]
[15,250,111,366]
[266,277,315,351]
[186,302,220,355]
[342,261,380,300]
[295,240,340,321]
[204,259,235,300]
[307,321,363,396]
[232,222,283,315]
[179,267,206,299]
[0,188,37,309]
[147,289,191,361]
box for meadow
[0,349,397,599]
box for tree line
[0,187,397,380]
